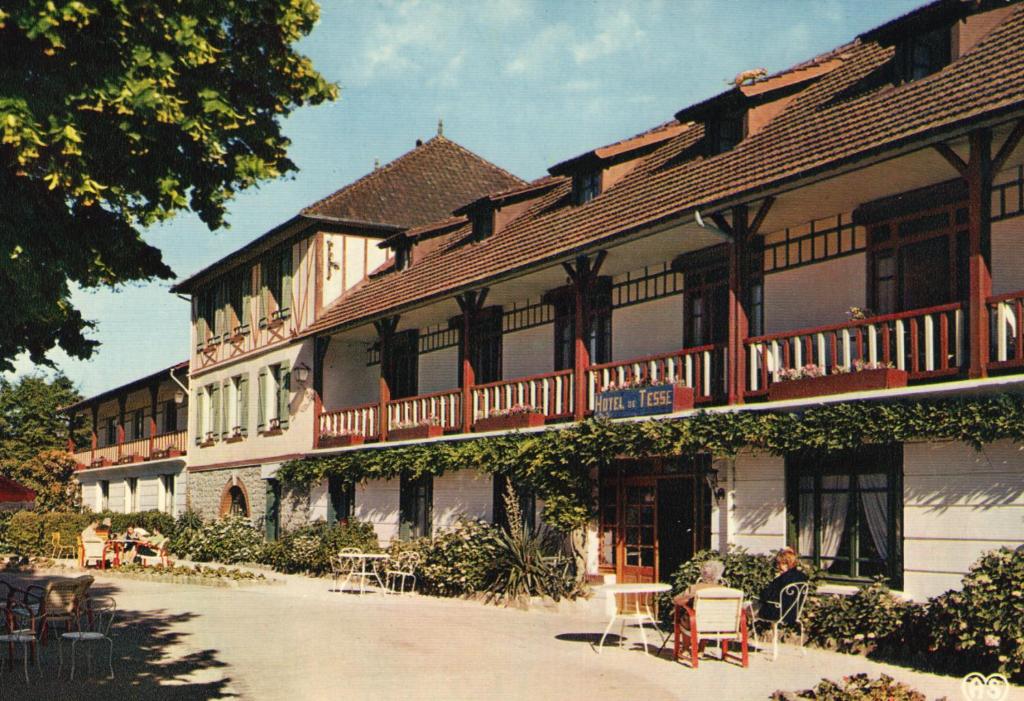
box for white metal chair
[59,595,116,680]
[385,552,420,594]
[598,590,663,654]
[674,586,749,668]
[332,548,362,592]
[0,602,39,684]
[753,581,810,661]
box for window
[227,269,251,336]
[868,204,968,315]
[895,25,951,82]
[458,307,502,385]
[196,288,218,348]
[258,363,290,432]
[162,399,178,434]
[707,113,745,155]
[105,417,117,447]
[572,171,601,205]
[223,374,249,438]
[99,480,109,511]
[161,474,176,515]
[552,279,612,371]
[394,243,412,272]
[259,246,292,326]
[787,445,902,586]
[227,485,249,517]
[382,331,418,400]
[683,261,729,347]
[399,474,432,539]
[131,409,144,441]
[196,383,220,445]
[125,477,138,513]
[472,212,494,241]
[327,475,355,524]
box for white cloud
[504,23,574,76]
[356,1,466,83]
[571,9,645,64]
[429,50,466,88]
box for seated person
[135,528,167,563]
[757,547,808,626]
[122,525,151,563]
[95,517,113,539]
[673,560,726,609]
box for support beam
[117,396,126,460]
[727,204,751,405]
[456,289,489,433]
[90,404,98,463]
[148,383,160,458]
[967,128,993,379]
[933,142,968,178]
[374,316,400,441]
[312,335,331,448]
[991,119,1024,178]
[563,252,606,420]
[748,196,775,237]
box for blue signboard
[594,383,682,419]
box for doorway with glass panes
[598,456,712,584]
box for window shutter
[279,247,293,317]
[210,383,220,442]
[257,368,267,431]
[221,379,231,438]
[213,282,224,340]
[277,361,291,429]
[239,373,250,436]
[195,298,208,349]
[241,269,252,332]
[194,389,203,445]
[258,261,269,327]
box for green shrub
[670,547,821,602]
[5,511,43,555]
[41,512,92,554]
[168,510,204,557]
[388,519,503,597]
[804,578,913,655]
[921,547,1024,681]
[0,511,13,550]
[91,510,177,539]
[177,516,266,564]
[771,673,927,701]
[262,520,380,575]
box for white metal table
[596,582,672,653]
[337,553,389,594]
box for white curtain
[798,492,815,556]
[859,473,889,560]
[819,475,849,562]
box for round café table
[335,553,389,594]
[595,582,672,653]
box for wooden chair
[674,586,749,668]
[50,532,75,560]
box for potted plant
[474,404,546,432]
[389,417,443,441]
[319,429,366,448]
[769,360,908,401]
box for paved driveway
[0,570,1019,700]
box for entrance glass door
[621,481,657,583]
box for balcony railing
[71,430,188,468]
[472,369,575,422]
[388,389,462,433]
[745,303,964,397]
[989,291,1024,370]
[586,344,725,410]
[320,402,380,440]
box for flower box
[319,434,365,448]
[388,424,444,442]
[152,447,183,460]
[90,457,113,468]
[769,368,909,401]
[117,454,144,465]
[473,412,546,432]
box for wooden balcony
[989,291,1024,371]
[71,430,187,470]
[586,345,725,410]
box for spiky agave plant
[486,482,563,606]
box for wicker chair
[33,575,94,646]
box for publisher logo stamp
[961,672,1010,700]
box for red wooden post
[967,128,993,379]
[117,396,126,460]
[727,204,749,405]
[312,335,331,448]
[148,383,159,459]
[562,252,605,421]
[456,289,488,434]
[374,317,399,441]
[90,404,98,464]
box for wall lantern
[294,363,311,385]
[174,389,186,405]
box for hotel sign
[593,384,694,419]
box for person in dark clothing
[757,547,808,625]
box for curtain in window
[798,491,814,557]
[858,473,889,560]
[819,475,849,562]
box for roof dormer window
[707,112,745,155]
[572,171,601,205]
[472,211,494,241]
[894,25,950,82]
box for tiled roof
[306,1,1024,338]
[65,360,190,411]
[301,135,525,228]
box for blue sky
[13,0,922,397]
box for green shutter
[210,383,220,442]
[238,373,249,436]
[257,368,267,431]
[277,361,290,429]
[213,283,224,340]
[241,269,252,332]
[194,389,203,445]
[195,297,207,349]
[221,379,231,438]
[279,247,293,317]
